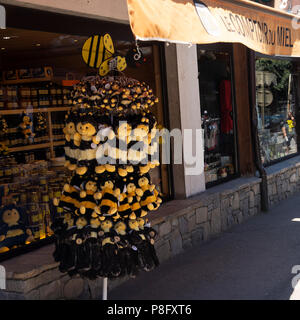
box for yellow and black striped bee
[99,180,120,218]
[117,193,132,219]
[82,33,127,76]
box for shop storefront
[1,0,300,300]
[0,4,171,263]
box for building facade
[0,0,299,299]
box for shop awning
[127,0,300,57]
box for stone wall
[0,177,261,300]
[265,156,300,207]
[152,177,261,263]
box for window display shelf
[9,142,51,153]
[53,140,65,147]
[1,76,53,85]
[0,106,71,115]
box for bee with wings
[82,33,127,76]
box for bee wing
[99,58,111,77]
[82,35,105,68]
[103,33,114,60]
[116,56,127,72]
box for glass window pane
[255,58,298,165]
[198,48,237,185]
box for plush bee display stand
[51,34,162,284]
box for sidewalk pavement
[109,191,300,300]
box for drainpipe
[248,49,269,212]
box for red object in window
[220,79,233,134]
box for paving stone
[249,190,255,209]
[155,241,171,263]
[63,277,84,300]
[241,198,249,216]
[237,212,243,224]
[182,238,192,249]
[210,208,221,235]
[187,213,197,232]
[232,192,239,210]
[40,279,61,300]
[196,207,208,224]
[227,214,235,227]
[169,230,183,255]
[171,218,179,229]
[221,197,230,210]
[178,216,189,235]
[191,228,203,245]
[25,288,40,300]
[252,183,260,195]
[159,221,172,237]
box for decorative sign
[81,34,127,76]
[127,0,300,57]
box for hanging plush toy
[99,180,120,220]
[75,112,100,176]
[52,33,162,280]
[64,110,78,170]
[100,219,121,278]
[138,175,162,214]
[78,179,100,216]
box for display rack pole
[102,277,108,300]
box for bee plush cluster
[0,115,8,156]
[51,75,162,279]
[19,112,35,141]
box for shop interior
[197,45,238,186]
[0,26,168,260]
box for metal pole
[102,277,108,300]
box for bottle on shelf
[38,84,50,108]
[0,87,5,109]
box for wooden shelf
[9,142,50,153]
[1,75,53,85]
[53,140,65,147]
[0,106,71,115]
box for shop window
[197,46,238,186]
[255,57,299,165]
[0,26,169,260]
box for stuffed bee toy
[126,180,145,220]
[74,112,101,176]
[19,112,35,141]
[99,180,120,220]
[127,219,155,272]
[114,220,139,278]
[83,217,102,279]
[0,204,34,253]
[68,216,90,276]
[100,219,121,278]
[64,110,79,170]
[53,46,163,279]
[137,217,159,268]
[78,179,100,216]
[53,183,80,213]
[51,216,68,263]
[95,121,120,175]
[138,175,162,214]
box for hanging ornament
[81,33,127,76]
[126,40,146,68]
[51,34,162,280]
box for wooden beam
[233,43,255,175]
